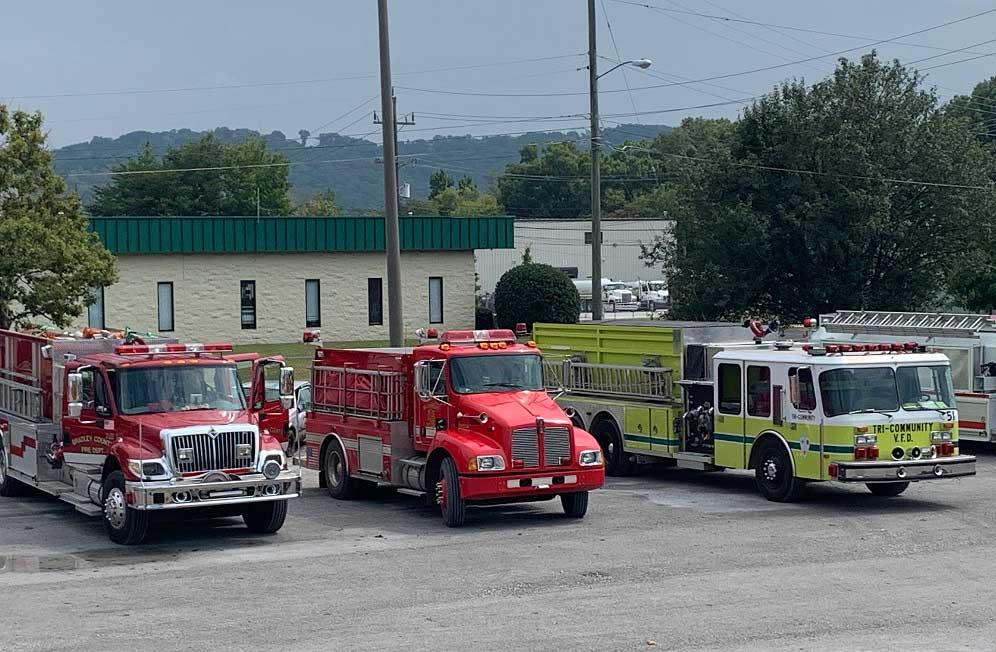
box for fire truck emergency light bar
[115,342,234,355]
[802,342,926,356]
[439,330,517,345]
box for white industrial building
[474,218,672,293]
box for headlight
[127,459,169,479]
[931,431,952,442]
[262,456,283,480]
[579,450,602,466]
[474,455,506,471]
[854,434,877,446]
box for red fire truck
[0,328,301,544]
[304,329,605,526]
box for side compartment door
[713,362,746,468]
[623,406,652,452]
[650,407,676,453]
[787,367,822,479]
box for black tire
[867,482,910,497]
[561,491,589,518]
[754,439,804,502]
[0,437,25,497]
[102,470,150,545]
[243,499,289,534]
[593,419,633,476]
[323,438,359,500]
[437,456,466,527]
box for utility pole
[377,0,404,346]
[588,0,604,321]
[374,95,416,206]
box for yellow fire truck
[535,321,976,501]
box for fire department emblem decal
[799,436,810,456]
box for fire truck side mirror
[413,361,431,401]
[279,367,294,409]
[788,373,801,407]
[67,372,83,418]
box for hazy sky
[4,0,996,148]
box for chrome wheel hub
[328,452,343,486]
[104,488,127,530]
[763,458,779,482]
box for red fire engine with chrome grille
[303,329,605,526]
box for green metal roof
[87,216,514,255]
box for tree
[946,76,996,154]
[493,263,579,330]
[0,106,117,329]
[428,169,454,199]
[294,190,340,216]
[496,141,589,217]
[298,129,310,146]
[642,54,993,321]
[89,134,293,216]
[408,175,504,216]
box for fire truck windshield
[113,365,247,415]
[819,365,955,417]
[449,354,544,394]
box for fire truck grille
[169,430,256,474]
[512,428,540,468]
[543,427,572,466]
[511,426,572,468]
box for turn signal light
[828,463,839,477]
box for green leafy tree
[493,263,579,330]
[408,175,503,216]
[294,189,340,216]
[497,141,589,217]
[946,76,996,153]
[428,169,454,199]
[89,134,292,216]
[0,106,117,329]
[643,54,992,321]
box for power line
[6,53,585,101]
[397,6,996,98]
[599,0,641,123]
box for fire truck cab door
[62,366,115,466]
[414,360,448,442]
[251,358,288,441]
[786,367,822,479]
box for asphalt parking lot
[2,448,996,652]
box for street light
[588,3,651,321]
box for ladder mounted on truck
[545,358,673,402]
[820,311,996,337]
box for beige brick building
[77,216,513,345]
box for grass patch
[232,340,406,374]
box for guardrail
[312,365,405,421]
[544,359,673,401]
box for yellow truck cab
[536,321,976,501]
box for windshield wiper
[846,408,894,419]
[482,382,524,389]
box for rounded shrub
[494,263,580,330]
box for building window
[368,278,383,326]
[87,287,105,329]
[157,282,174,332]
[747,366,771,417]
[305,279,321,328]
[429,277,444,324]
[240,280,256,330]
[584,232,603,245]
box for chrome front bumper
[126,470,301,510]
[834,455,976,483]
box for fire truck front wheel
[753,439,804,503]
[102,471,150,545]
[867,482,910,497]
[560,491,589,518]
[437,456,466,527]
[243,499,288,534]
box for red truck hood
[121,410,254,436]
[457,391,569,429]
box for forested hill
[52,124,670,209]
